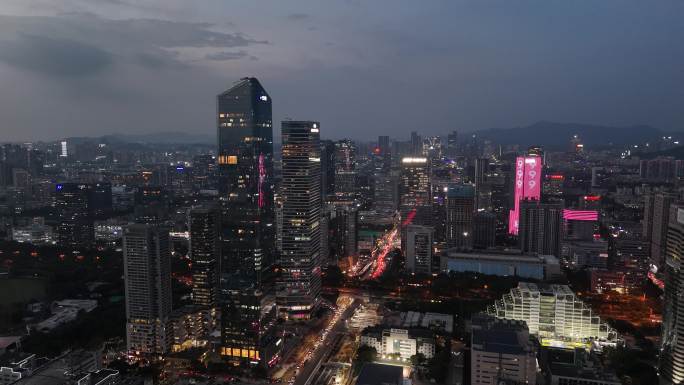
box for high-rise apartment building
[519,200,563,257]
[277,121,322,319]
[189,206,220,308]
[216,78,278,365]
[446,184,475,250]
[55,182,94,248]
[123,224,172,355]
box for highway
[292,297,360,385]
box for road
[292,298,360,385]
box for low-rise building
[487,282,620,350]
[470,314,537,385]
[359,327,435,360]
[441,251,561,280]
[539,347,620,385]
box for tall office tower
[473,158,489,210]
[519,200,563,256]
[400,157,431,226]
[123,224,172,355]
[644,192,678,270]
[446,130,458,158]
[508,155,543,235]
[446,185,475,250]
[410,132,423,155]
[378,135,390,156]
[661,204,684,385]
[55,183,94,248]
[216,78,278,365]
[470,314,537,385]
[473,211,496,249]
[334,139,356,198]
[405,225,434,275]
[373,173,399,214]
[277,121,322,319]
[474,158,488,189]
[320,140,336,199]
[189,206,220,308]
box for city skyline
[1,1,684,142]
[0,3,681,385]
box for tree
[355,345,377,363]
[410,353,426,366]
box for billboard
[562,209,599,221]
[508,156,542,235]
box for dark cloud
[287,13,310,21]
[134,51,187,70]
[0,33,112,77]
[205,50,249,61]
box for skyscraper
[518,200,563,256]
[334,139,356,198]
[661,204,684,385]
[124,224,172,355]
[405,225,433,275]
[320,140,336,199]
[644,192,678,270]
[400,157,431,226]
[189,205,220,308]
[55,182,94,248]
[277,121,322,319]
[216,78,278,365]
[508,155,542,235]
[446,184,475,250]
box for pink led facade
[508,156,542,235]
[562,209,599,221]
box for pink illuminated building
[509,156,542,235]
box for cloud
[287,13,310,21]
[205,50,249,61]
[0,13,267,75]
[0,33,113,77]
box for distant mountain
[66,132,214,145]
[475,121,665,149]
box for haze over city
[1,0,684,141]
[2,3,684,385]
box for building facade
[277,121,322,319]
[216,78,278,365]
[405,225,433,275]
[471,314,537,385]
[123,224,172,355]
[487,283,618,349]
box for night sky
[0,0,683,142]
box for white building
[360,327,435,360]
[487,282,619,349]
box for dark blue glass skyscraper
[217,78,279,365]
